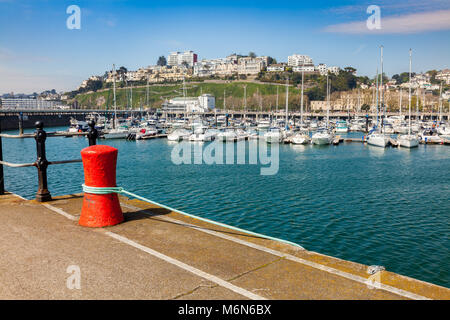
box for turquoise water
[2,126,449,288]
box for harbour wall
[0,114,80,131]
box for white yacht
[367,46,390,148]
[257,119,271,130]
[217,129,237,142]
[68,118,89,133]
[291,132,310,145]
[438,126,450,140]
[398,135,419,148]
[189,126,214,142]
[103,64,129,140]
[335,120,348,133]
[367,131,389,147]
[167,129,191,141]
[419,129,443,144]
[312,75,334,145]
[311,128,334,145]
[264,128,282,143]
[103,126,129,139]
[398,49,419,149]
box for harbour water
[2,126,449,288]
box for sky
[0,0,449,94]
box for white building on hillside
[293,65,315,73]
[288,54,313,67]
[328,66,340,75]
[315,64,328,75]
[436,69,450,84]
[168,51,198,67]
[237,56,267,75]
[267,64,286,72]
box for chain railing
[0,120,98,201]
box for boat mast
[438,81,443,122]
[300,62,305,126]
[375,68,379,128]
[416,89,419,120]
[380,45,384,134]
[183,76,187,121]
[285,77,289,130]
[326,74,330,129]
[224,89,226,113]
[113,64,117,129]
[408,48,412,136]
[146,75,150,108]
[399,88,402,117]
[243,85,247,121]
[130,83,133,112]
[276,85,279,115]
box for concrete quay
[0,192,448,300]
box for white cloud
[324,9,450,34]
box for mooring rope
[82,184,304,249]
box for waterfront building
[0,98,65,110]
[162,94,215,113]
[310,100,327,112]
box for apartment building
[237,56,268,75]
[293,65,315,73]
[288,54,313,67]
[267,64,286,72]
[167,51,198,67]
[1,98,64,110]
[436,69,450,84]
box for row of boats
[68,115,449,147]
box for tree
[361,103,370,111]
[157,56,167,66]
[344,67,356,74]
[392,72,413,84]
[248,52,257,58]
[117,66,127,76]
[267,56,277,65]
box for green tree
[249,52,257,58]
[157,56,167,66]
[267,56,277,65]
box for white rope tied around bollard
[82,184,305,250]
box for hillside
[71,81,310,111]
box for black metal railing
[0,120,98,201]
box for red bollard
[79,145,124,227]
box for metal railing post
[87,120,98,146]
[34,121,52,202]
[19,112,24,136]
[0,118,4,195]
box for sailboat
[103,64,129,139]
[398,49,419,148]
[312,74,334,145]
[367,45,389,148]
[264,78,289,143]
[292,64,311,145]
